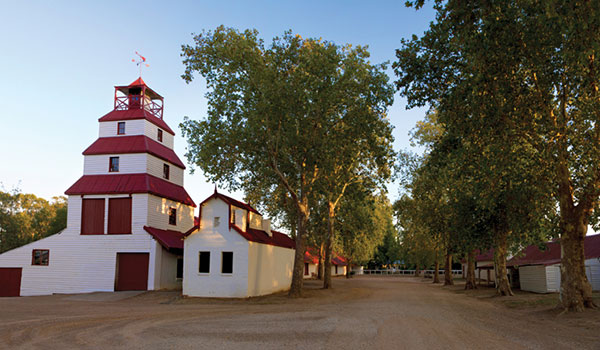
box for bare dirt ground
[1,276,599,350]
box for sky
[0,0,436,209]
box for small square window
[32,249,49,266]
[199,251,210,273]
[168,208,176,225]
[163,164,170,180]
[109,157,119,172]
[213,216,220,228]
[222,251,233,274]
[117,122,126,135]
[157,129,163,142]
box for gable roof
[65,173,196,207]
[83,135,185,169]
[230,225,295,249]
[508,234,600,267]
[200,191,261,215]
[98,109,175,135]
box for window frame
[157,129,163,142]
[221,251,233,274]
[109,156,120,172]
[163,164,170,180]
[168,207,177,226]
[198,251,210,274]
[117,122,126,135]
[31,249,49,266]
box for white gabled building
[303,247,348,279]
[183,191,296,298]
[0,78,196,297]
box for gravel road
[0,276,598,349]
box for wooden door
[0,268,22,297]
[115,253,149,291]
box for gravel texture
[0,276,598,349]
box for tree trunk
[559,212,596,311]
[323,202,335,289]
[465,250,477,290]
[494,229,513,296]
[433,251,440,284]
[346,258,352,279]
[414,263,421,277]
[317,242,324,280]
[444,250,453,286]
[289,202,308,297]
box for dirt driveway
[1,276,598,349]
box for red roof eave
[83,135,185,169]
[65,173,196,207]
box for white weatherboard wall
[144,120,174,149]
[586,258,600,291]
[0,193,192,296]
[147,195,195,232]
[147,154,184,185]
[183,198,249,297]
[519,265,560,293]
[84,154,147,175]
[99,120,146,138]
[247,242,294,296]
[332,265,347,276]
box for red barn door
[115,253,149,291]
[0,268,22,297]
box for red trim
[83,135,185,169]
[198,191,261,215]
[66,174,196,207]
[99,109,174,135]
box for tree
[336,187,389,278]
[0,188,67,253]
[180,26,394,296]
[395,1,571,300]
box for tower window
[163,164,170,180]
[168,208,176,225]
[213,216,220,228]
[117,122,126,135]
[157,129,163,142]
[109,157,119,172]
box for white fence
[362,269,462,276]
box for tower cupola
[113,77,164,119]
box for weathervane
[132,51,149,77]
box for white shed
[183,191,296,298]
[509,234,600,293]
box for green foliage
[0,187,67,253]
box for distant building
[508,234,600,293]
[303,247,348,279]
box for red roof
[83,135,185,169]
[332,254,348,266]
[200,191,261,215]
[144,226,185,252]
[508,234,600,267]
[304,247,320,264]
[65,173,196,207]
[231,225,295,249]
[303,246,347,265]
[98,109,174,135]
